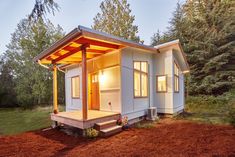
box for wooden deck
[51,110,120,129]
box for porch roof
[33,25,157,66]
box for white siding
[65,66,82,111]
[173,73,184,113]
[64,47,186,116]
[99,66,121,112]
[154,49,174,114]
[65,51,121,113]
[120,48,154,120]
[173,54,185,113]
[153,48,185,114]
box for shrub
[182,89,235,125]
[228,100,235,126]
[85,128,99,138]
[135,121,155,129]
[228,109,235,126]
[117,116,128,126]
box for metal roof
[33,25,189,72]
[33,25,157,64]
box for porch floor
[51,110,120,129]
[55,110,119,121]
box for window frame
[133,61,148,98]
[71,75,80,99]
[156,75,167,93]
[174,62,180,93]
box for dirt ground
[0,119,235,157]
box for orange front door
[91,73,100,110]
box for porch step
[100,125,122,137]
[94,120,117,131]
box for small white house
[34,26,189,134]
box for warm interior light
[182,70,190,74]
[158,76,165,81]
[99,70,106,83]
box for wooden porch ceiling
[39,36,123,64]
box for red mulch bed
[0,119,235,157]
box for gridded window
[71,76,80,98]
[156,75,167,92]
[134,61,148,97]
[174,62,179,92]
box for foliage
[0,59,17,107]
[85,128,99,138]
[1,18,65,108]
[117,116,128,126]
[135,121,155,129]
[151,0,235,95]
[29,0,59,21]
[176,90,235,125]
[0,105,64,135]
[93,0,141,43]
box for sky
[0,0,183,54]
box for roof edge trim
[33,28,81,62]
[154,39,190,71]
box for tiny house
[34,26,189,135]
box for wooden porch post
[53,65,58,114]
[82,45,88,120]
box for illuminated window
[92,74,98,83]
[134,61,148,97]
[156,75,167,92]
[71,76,80,98]
[174,62,179,92]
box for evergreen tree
[4,18,65,108]
[0,58,17,107]
[151,3,185,46]
[183,0,235,95]
[93,0,141,42]
[150,30,161,46]
[151,0,235,95]
[29,0,59,21]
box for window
[156,75,167,92]
[134,61,148,97]
[71,76,80,98]
[174,62,179,92]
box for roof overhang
[154,39,190,73]
[33,25,157,66]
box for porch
[51,110,120,129]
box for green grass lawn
[0,105,64,135]
[1,90,234,135]
[176,90,235,125]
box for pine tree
[151,3,185,46]
[150,30,161,46]
[29,0,59,21]
[93,0,141,42]
[151,0,235,95]
[182,0,235,95]
[0,58,17,107]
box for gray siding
[120,48,154,119]
[65,66,82,111]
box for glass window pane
[92,74,98,83]
[141,74,148,96]
[141,62,148,73]
[174,76,179,92]
[174,63,179,75]
[134,71,141,97]
[72,76,80,98]
[134,62,141,70]
[157,76,166,92]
